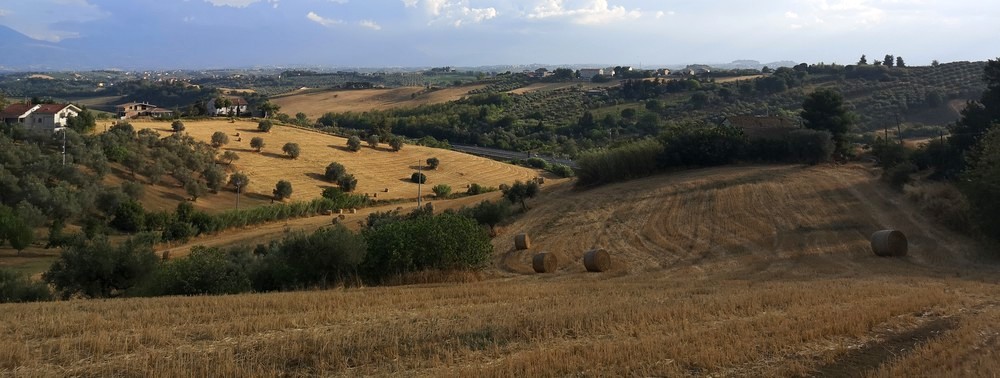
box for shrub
[549,163,574,178]
[904,183,971,231]
[426,157,440,170]
[389,136,404,151]
[162,219,195,242]
[250,137,265,152]
[0,268,52,303]
[576,139,663,185]
[362,213,491,283]
[886,162,917,190]
[467,183,483,195]
[282,142,301,159]
[257,119,273,132]
[255,226,367,290]
[141,246,252,296]
[366,134,380,148]
[171,120,185,133]
[273,180,293,201]
[785,129,834,164]
[411,172,427,184]
[44,234,160,299]
[221,150,240,165]
[228,172,249,191]
[503,180,540,210]
[525,157,549,169]
[461,199,512,232]
[338,174,358,192]
[121,181,145,200]
[347,136,362,152]
[211,131,229,147]
[432,184,451,198]
[658,124,745,168]
[185,179,208,201]
[324,162,347,182]
[111,200,146,233]
[872,141,910,170]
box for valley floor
[2,164,998,376]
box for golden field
[270,85,486,119]
[128,119,538,208]
[2,165,999,376]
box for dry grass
[271,85,486,119]
[129,119,538,206]
[3,165,999,376]
[507,81,620,94]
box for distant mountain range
[0,26,798,73]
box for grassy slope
[3,165,998,376]
[270,85,487,119]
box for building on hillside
[206,95,250,116]
[578,68,605,80]
[1,103,81,131]
[656,68,672,76]
[722,115,800,140]
[117,102,162,119]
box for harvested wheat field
[507,81,620,94]
[3,165,999,376]
[129,120,537,204]
[271,85,485,118]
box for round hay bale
[337,209,344,215]
[537,177,545,184]
[532,252,557,273]
[514,233,531,250]
[350,208,358,214]
[871,230,908,257]
[583,249,611,272]
[321,209,333,216]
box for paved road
[451,144,578,169]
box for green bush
[886,162,917,190]
[324,162,347,182]
[785,129,834,164]
[338,174,358,192]
[257,119,273,132]
[411,172,427,184]
[548,163,575,178]
[460,199,512,232]
[362,213,491,283]
[347,136,362,152]
[432,184,452,198]
[467,183,484,195]
[44,234,160,299]
[426,157,440,170]
[111,200,146,233]
[525,157,549,169]
[576,139,663,185]
[273,180,293,200]
[0,268,52,303]
[141,246,252,296]
[258,226,367,290]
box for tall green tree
[962,127,1000,242]
[44,234,159,298]
[801,88,857,155]
[858,55,868,65]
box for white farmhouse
[0,103,81,131]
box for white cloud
[404,0,498,27]
[0,0,108,42]
[359,20,382,30]
[204,0,259,7]
[183,16,195,22]
[330,0,349,3]
[306,11,342,27]
[528,0,641,25]
[0,9,9,17]
[785,11,799,19]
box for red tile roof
[0,103,36,117]
[33,104,72,114]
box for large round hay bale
[532,252,557,273]
[583,249,611,272]
[871,230,908,257]
[514,233,531,250]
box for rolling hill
[3,164,998,376]
[270,85,486,119]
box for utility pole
[895,113,903,145]
[235,178,241,210]
[61,128,67,166]
[416,160,422,207]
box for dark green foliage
[257,119,273,132]
[872,141,911,170]
[411,172,427,184]
[140,246,252,296]
[162,219,195,243]
[467,183,484,195]
[282,142,301,159]
[785,129,835,164]
[111,200,146,233]
[962,127,1000,241]
[503,180,540,210]
[44,234,159,299]
[250,137,265,152]
[801,88,857,155]
[221,150,239,165]
[338,174,358,192]
[460,200,512,232]
[324,162,347,182]
[366,134,380,148]
[211,131,229,147]
[65,108,96,133]
[6,216,33,254]
[171,120,185,133]
[185,179,208,201]
[362,213,492,283]
[0,268,52,303]
[549,163,575,178]
[273,180,293,200]
[658,124,746,167]
[576,139,663,186]
[426,157,440,170]
[121,181,145,200]
[432,184,451,198]
[203,165,226,193]
[886,162,917,190]
[524,157,548,169]
[347,135,362,152]
[389,136,404,151]
[228,171,249,190]
[255,226,367,290]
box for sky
[0,0,997,69]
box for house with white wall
[0,103,81,131]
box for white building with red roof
[0,103,81,131]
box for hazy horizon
[1,0,997,70]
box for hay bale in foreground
[350,208,358,214]
[871,230,908,257]
[583,249,611,272]
[532,252,557,273]
[514,233,531,250]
